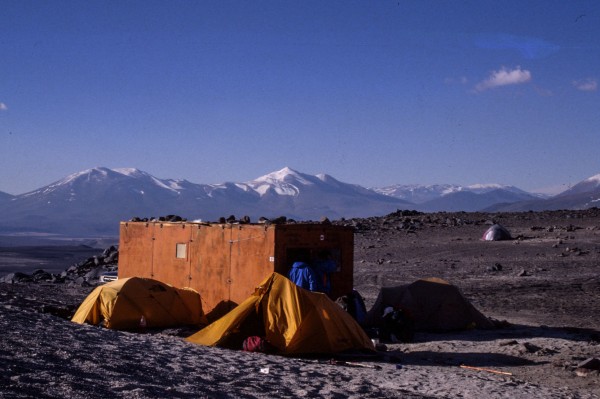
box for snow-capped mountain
[485,173,600,212]
[374,183,533,204]
[240,167,409,220]
[373,184,459,203]
[0,167,202,236]
[418,188,539,212]
[374,183,538,211]
[0,167,411,236]
[555,174,600,197]
[3,166,600,236]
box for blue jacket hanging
[288,262,319,292]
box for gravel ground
[0,209,599,398]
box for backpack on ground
[380,307,415,343]
[242,336,266,352]
[336,289,368,326]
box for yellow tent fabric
[186,273,374,355]
[366,277,494,331]
[72,277,206,330]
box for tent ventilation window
[176,243,187,259]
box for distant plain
[0,235,118,275]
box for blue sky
[1,1,598,195]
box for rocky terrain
[0,209,599,398]
[352,209,600,330]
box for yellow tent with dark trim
[186,273,374,355]
[72,277,206,330]
[366,277,494,331]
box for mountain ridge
[0,167,411,236]
[1,166,599,236]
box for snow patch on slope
[254,167,313,186]
[248,167,311,197]
[583,174,600,184]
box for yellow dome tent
[72,277,206,330]
[186,273,374,355]
[366,277,494,331]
